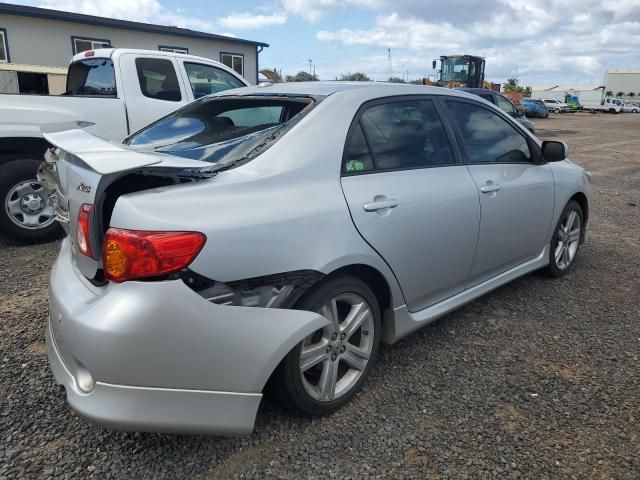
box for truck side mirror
[432,60,436,70]
[541,141,568,162]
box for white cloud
[39,0,216,32]
[314,1,640,84]
[218,11,287,29]
[281,0,380,22]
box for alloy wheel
[299,293,375,402]
[555,209,581,270]
[5,180,55,230]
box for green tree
[616,91,625,98]
[628,92,636,98]
[503,77,532,96]
[503,77,519,92]
[339,72,370,82]
[285,71,319,82]
[387,76,406,83]
[605,90,613,97]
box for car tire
[546,200,583,278]
[553,108,560,114]
[0,159,63,245]
[274,273,382,416]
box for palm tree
[605,90,613,97]
[616,91,625,98]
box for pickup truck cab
[0,48,248,244]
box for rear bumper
[46,319,261,435]
[47,238,328,435]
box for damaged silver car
[42,83,591,435]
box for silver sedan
[42,83,591,435]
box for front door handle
[363,197,399,212]
[480,182,501,194]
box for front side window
[126,96,314,170]
[0,29,8,63]
[72,37,111,54]
[184,62,245,98]
[221,53,244,76]
[495,95,516,116]
[446,100,531,164]
[159,46,188,54]
[345,99,454,172]
[66,58,116,96]
[135,58,181,102]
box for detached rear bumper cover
[47,239,328,435]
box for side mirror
[432,60,437,70]
[541,141,568,162]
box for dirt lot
[1,112,639,479]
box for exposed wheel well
[0,137,50,165]
[328,264,393,320]
[570,192,588,226]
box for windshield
[125,96,315,171]
[440,56,484,85]
[66,58,116,96]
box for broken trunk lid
[42,128,211,280]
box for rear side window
[446,100,531,164]
[343,124,374,173]
[184,62,245,98]
[135,58,181,102]
[66,58,116,96]
[343,99,454,173]
[126,96,314,169]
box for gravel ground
[1,112,639,479]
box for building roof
[0,2,268,48]
[606,70,640,74]
[531,84,604,91]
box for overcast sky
[16,0,640,86]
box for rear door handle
[480,183,501,194]
[363,198,399,212]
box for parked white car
[0,48,248,244]
[541,99,571,114]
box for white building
[603,70,640,98]
[0,2,268,85]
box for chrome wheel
[5,180,55,230]
[555,209,581,270]
[299,293,375,402]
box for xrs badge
[77,183,92,193]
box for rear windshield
[66,58,116,96]
[125,96,315,171]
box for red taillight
[103,228,206,282]
[84,50,95,57]
[76,204,95,258]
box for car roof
[217,81,477,101]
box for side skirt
[383,245,550,344]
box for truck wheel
[0,159,63,245]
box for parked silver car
[42,83,591,435]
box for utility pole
[387,48,392,81]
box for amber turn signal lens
[104,238,128,279]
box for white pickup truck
[0,48,248,244]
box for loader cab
[435,55,485,88]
